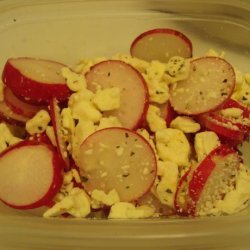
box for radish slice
[4,87,45,118]
[77,127,157,201]
[50,98,70,170]
[2,57,71,105]
[0,100,28,126]
[130,28,192,62]
[0,141,62,209]
[85,60,149,129]
[169,57,235,115]
[187,145,241,216]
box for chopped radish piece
[187,145,241,216]
[85,60,149,129]
[77,127,157,201]
[2,58,71,105]
[169,57,235,115]
[197,113,246,143]
[130,28,192,62]
[0,141,62,209]
[0,100,28,126]
[50,98,70,170]
[4,87,45,118]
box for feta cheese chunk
[164,56,190,82]
[155,128,190,166]
[91,189,120,207]
[45,126,57,146]
[108,202,155,219]
[170,116,200,133]
[98,116,121,130]
[62,67,86,92]
[215,164,250,214]
[93,87,120,111]
[43,188,91,218]
[220,108,243,119]
[71,100,102,123]
[194,131,221,162]
[156,161,178,207]
[61,108,75,134]
[0,123,22,153]
[26,110,51,135]
[146,105,166,132]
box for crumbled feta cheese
[68,88,94,107]
[61,108,75,134]
[146,105,166,132]
[25,110,51,135]
[245,73,250,85]
[91,189,120,207]
[137,128,157,155]
[155,128,190,166]
[112,53,150,73]
[43,188,91,218]
[156,161,178,207]
[205,49,225,58]
[164,56,190,82]
[146,60,167,83]
[93,87,120,111]
[0,123,22,152]
[62,67,86,92]
[108,202,155,219]
[45,126,57,146]
[143,74,169,104]
[194,131,221,162]
[97,116,121,130]
[220,108,243,119]
[215,164,250,214]
[72,120,96,161]
[170,116,200,133]
[71,100,102,123]
[74,57,106,74]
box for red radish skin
[130,28,192,62]
[2,58,71,105]
[50,98,70,170]
[174,169,191,216]
[85,60,149,129]
[169,57,235,115]
[187,145,240,216]
[4,87,45,118]
[77,127,157,202]
[0,100,28,126]
[0,140,63,209]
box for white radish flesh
[0,141,62,209]
[4,87,45,118]
[50,98,70,170]
[85,60,149,129]
[77,127,157,202]
[2,58,71,105]
[130,28,192,62]
[169,57,235,115]
[0,100,28,126]
[188,145,240,216]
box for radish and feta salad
[0,28,250,219]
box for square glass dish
[0,0,250,249]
